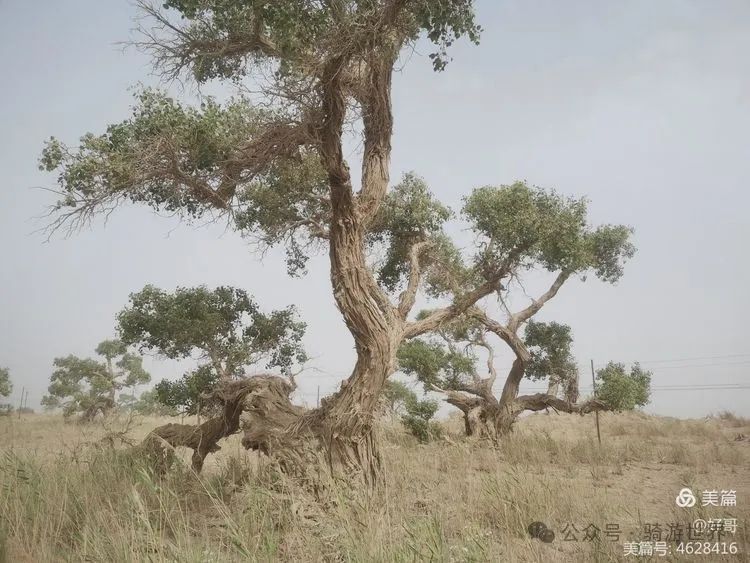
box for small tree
[379,380,440,442]
[120,388,178,416]
[117,284,307,471]
[401,395,442,444]
[0,367,12,399]
[596,362,651,411]
[392,183,633,440]
[380,380,415,418]
[42,340,150,420]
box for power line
[637,360,750,370]
[579,354,750,369]
[525,385,750,392]
[296,385,750,398]
[633,353,750,364]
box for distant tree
[380,380,415,418]
[401,395,442,444]
[596,362,652,411]
[42,340,150,421]
[0,367,12,399]
[120,388,178,416]
[379,379,440,441]
[117,284,307,472]
[118,285,306,410]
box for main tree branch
[515,393,612,415]
[397,239,432,318]
[508,270,571,332]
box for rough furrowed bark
[240,353,398,489]
[444,391,484,436]
[139,375,293,474]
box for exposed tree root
[139,375,296,473]
[136,374,386,490]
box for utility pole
[316,385,320,408]
[590,359,601,445]
[17,386,25,419]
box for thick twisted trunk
[234,157,402,487]
[293,52,401,486]
[236,343,399,487]
[237,48,404,487]
[445,391,484,436]
[310,213,401,484]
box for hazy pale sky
[1,0,749,418]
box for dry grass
[1,410,748,562]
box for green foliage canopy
[524,321,578,383]
[596,362,652,411]
[0,367,12,398]
[397,335,477,392]
[118,285,307,377]
[463,182,635,284]
[39,0,482,273]
[151,0,481,80]
[118,285,306,415]
[41,340,150,418]
[361,178,636,304]
[154,365,219,416]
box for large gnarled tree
[39,1,632,484]
[398,182,634,438]
[400,316,602,439]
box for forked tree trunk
[306,57,402,484]
[443,357,554,440]
[237,200,403,486]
